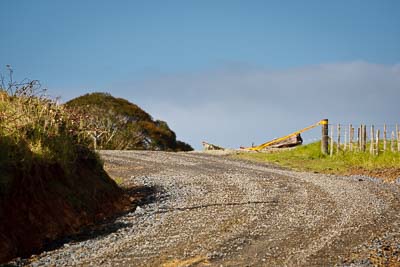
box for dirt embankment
[0,155,129,263]
[347,167,400,183]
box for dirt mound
[0,154,129,263]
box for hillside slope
[65,93,193,151]
[0,88,128,263]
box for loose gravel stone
[13,151,400,266]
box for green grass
[235,141,400,174]
[112,176,124,185]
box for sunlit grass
[235,141,400,174]
[0,87,95,194]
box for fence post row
[323,122,399,155]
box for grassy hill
[65,92,193,151]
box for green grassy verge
[235,142,400,177]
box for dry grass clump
[0,79,93,180]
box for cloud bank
[115,61,400,149]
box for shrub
[65,92,193,151]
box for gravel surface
[14,151,400,266]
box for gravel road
[23,151,400,266]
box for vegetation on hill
[235,141,400,182]
[0,78,128,263]
[65,92,193,151]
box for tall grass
[0,75,128,263]
[0,79,94,187]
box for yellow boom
[245,120,328,151]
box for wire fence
[327,123,400,156]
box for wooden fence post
[376,129,380,156]
[383,124,387,152]
[398,131,400,152]
[349,124,353,151]
[321,119,329,155]
[391,131,395,152]
[330,126,334,157]
[360,125,363,151]
[357,127,361,152]
[363,124,367,152]
[361,125,365,152]
[370,125,374,155]
[337,124,341,152]
[344,127,347,151]
[397,124,400,152]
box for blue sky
[1,1,399,149]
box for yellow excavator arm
[245,120,328,151]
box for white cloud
[115,61,400,149]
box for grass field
[235,142,400,182]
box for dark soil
[347,167,400,183]
[0,155,129,263]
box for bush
[65,92,193,151]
